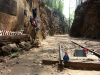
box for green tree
[44,0,64,13]
[67,9,75,30]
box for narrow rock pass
[0,34,100,75]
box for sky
[63,0,76,18]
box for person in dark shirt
[32,8,37,19]
[24,10,27,17]
[30,16,33,22]
[63,52,69,62]
[29,16,39,32]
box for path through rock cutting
[0,34,100,75]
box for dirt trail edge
[0,34,100,75]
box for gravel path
[0,34,100,75]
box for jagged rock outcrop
[0,0,68,40]
[39,1,67,39]
[0,0,35,38]
[0,0,68,56]
[70,0,100,39]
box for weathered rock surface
[2,45,12,55]
[0,0,68,55]
[19,41,32,51]
[39,1,68,38]
[0,0,68,41]
[8,43,19,52]
[0,0,35,38]
[70,0,100,39]
[1,41,32,56]
[0,35,39,56]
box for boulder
[8,43,20,52]
[1,45,12,55]
[19,41,32,51]
[32,39,40,47]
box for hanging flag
[83,47,88,53]
[36,19,41,23]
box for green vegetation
[67,10,75,29]
[44,0,64,13]
[10,52,20,58]
[44,0,75,32]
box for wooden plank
[59,44,63,60]
[42,60,58,65]
[64,61,100,70]
[42,60,100,70]
[59,44,63,64]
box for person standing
[32,8,37,19]
[29,16,39,32]
[24,10,27,17]
[63,52,69,62]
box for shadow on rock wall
[39,1,68,39]
[70,0,100,39]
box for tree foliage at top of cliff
[44,0,64,13]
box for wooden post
[59,44,63,65]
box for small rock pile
[0,34,40,56]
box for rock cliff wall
[39,1,67,39]
[0,0,68,41]
[0,0,34,38]
[70,0,100,39]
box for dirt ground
[0,34,100,75]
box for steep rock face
[39,1,67,39]
[70,0,100,39]
[0,0,35,38]
[0,0,68,41]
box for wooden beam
[59,44,63,64]
[42,60,58,65]
[64,61,100,70]
[42,60,100,70]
